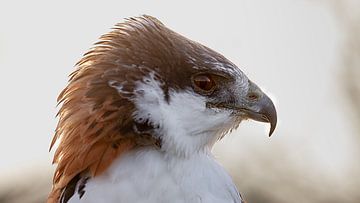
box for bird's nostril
[247,93,259,101]
[261,115,268,120]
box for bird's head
[54,15,277,172]
[49,16,277,201]
[95,16,277,156]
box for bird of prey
[48,15,277,203]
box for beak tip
[268,129,273,137]
[268,129,274,137]
[268,119,277,137]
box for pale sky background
[0,0,358,198]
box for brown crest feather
[47,15,168,203]
[47,14,219,202]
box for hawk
[48,15,277,203]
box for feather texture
[48,16,165,202]
[48,15,256,203]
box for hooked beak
[240,81,277,136]
[239,94,277,136]
[210,80,277,136]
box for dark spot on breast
[78,177,90,199]
[60,175,81,203]
[59,175,90,202]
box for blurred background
[0,0,359,202]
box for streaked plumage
[48,15,277,203]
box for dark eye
[192,74,216,93]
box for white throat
[131,73,236,157]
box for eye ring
[192,73,216,94]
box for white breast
[68,147,242,203]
